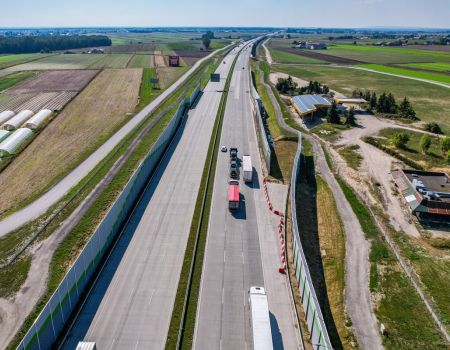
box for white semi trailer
[243,155,253,183]
[249,286,273,350]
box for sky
[1,0,449,28]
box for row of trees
[0,35,111,54]
[352,89,417,120]
[276,76,330,96]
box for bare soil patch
[0,68,142,216]
[408,45,450,53]
[9,70,98,93]
[277,47,363,65]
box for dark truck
[229,147,238,160]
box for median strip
[165,51,239,350]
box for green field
[0,53,52,70]
[128,54,153,68]
[88,54,134,69]
[325,45,450,64]
[273,64,450,133]
[401,62,450,73]
[269,48,326,64]
[360,64,450,85]
[0,71,37,91]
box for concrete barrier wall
[17,85,200,350]
[290,133,333,350]
[249,83,271,171]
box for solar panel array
[291,95,331,115]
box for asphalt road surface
[193,43,301,350]
[0,46,231,237]
[59,45,242,350]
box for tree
[344,107,356,126]
[424,122,443,134]
[327,101,340,124]
[369,92,377,112]
[204,30,215,39]
[387,93,397,114]
[202,36,211,49]
[419,134,432,154]
[276,76,297,95]
[440,136,450,155]
[390,132,409,149]
[399,97,416,119]
[446,150,450,165]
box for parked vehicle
[221,145,227,152]
[76,342,97,350]
[243,155,252,183]
[228,180,240,211]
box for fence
[249,83,271,172]
[290,132,333,350]
[16,86,201,350]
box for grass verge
[338,144,363,171]
[0,255,31,298]
[164,50,237,350]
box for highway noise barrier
[290,132,332,349]
[16,85,202,350]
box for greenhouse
[25,109,53,130]
[0,128,33,157]
[0,110,15,125]
[0,130,10,143]
[3,110,34,131]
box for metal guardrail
[16,86,201,350]
[290,132,333,350]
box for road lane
[194,43,301,350]
[60,46,242,350]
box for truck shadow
[246,167,260,189]
[231,193,247,220]
[269,311,284,350]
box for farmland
[0,71,37,91]
[360,64,450,85]
[3,54,104,71]
[401,62,450,73]
[269,48,326,64]
[273,64,450,133]
[0,68,142,216]
[0,53,52,70]
[0,70,98,112]
[127,54,154,68]
[88,54,134,69]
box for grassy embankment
[360,64,450,85]
[272,64,450,134]
[335,176,447,349]
[5,54,225,350]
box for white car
[221,145,227,152]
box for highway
[193,43,301,349]
[0,46,231,237]
[59,45,242,349]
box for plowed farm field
[127,54,155,68]
[0,68,142,215]
[0,70,98,112]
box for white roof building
[0,128,33,157]
[0,110,15,125]
[25,109,52,130]
[3,110,34,131]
